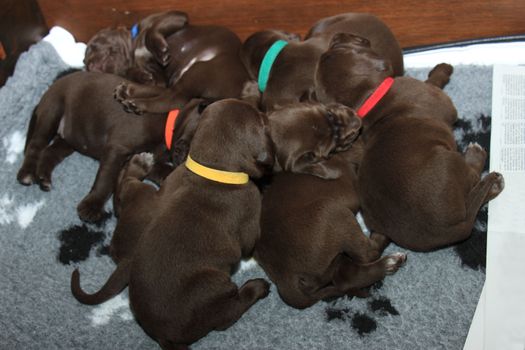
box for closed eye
[301,151,317,163]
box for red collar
[165,109,180,150]
[357,77,394,118]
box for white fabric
[405,41,525,68]
[43,26,86,68]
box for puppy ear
[300,88,318,102]
[330,32,371,49]
[286,32,302,42]
[296,161,342,180]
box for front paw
[77,197,108,223]
[114,82,131,102]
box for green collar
[257,40,288,92]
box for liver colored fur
[70,99,361,349]
[314,33,504,251]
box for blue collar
[257,40,288,92]
[130,24,139,39]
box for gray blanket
[0,41,491,350]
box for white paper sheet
[404,42,525,68]
[464,64,525,350]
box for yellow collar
[185,155,249,185]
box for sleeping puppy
[240,13,403,112]
[16,70,207,222]
[305,12,404,76]
[255,138,406,309]
[71,99,361,349]
[84,26,134,78]
[314,33,505,251]
[241,29,320,111]
[113,22,251,115]
[84,11,189,86]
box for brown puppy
[71,99,361,349]
[84,26,134,78]
[114,21,251,115]
[255,139,406,309]
[240,13,403,112]
[16,71,206,222]
[306,12,404,77]
[84,11,189,85]
[240,29,327,111]
[314,33,505,251]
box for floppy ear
[300,88,318,102]
[329,32,371,49]
[292,160,342,180]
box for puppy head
[268,102,361,179]
[314,32,393,107]
[169,98,213,167]
[190,99,275,179]
[84,26,133,76]
[241,29,301,80]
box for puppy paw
[121,99,144,115]
[464,142,487,172]
[77,198,108,223]
[38,177,52,192]
[130,152,155,173]
[152,43,171,66]
[384,252,407,275]
[430,63,454,77]
[17,168,36,186]
[486,172,505,200]
[243,278,271,300]
[427,63,454,88]
[114,82,130,102]
[466,142,484,156]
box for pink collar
[357,77,394,118]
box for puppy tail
[71,259,131,305]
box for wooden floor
[38,0,525,48]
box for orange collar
[165,109,180,150]
[357,77,394,118]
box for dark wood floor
[2,0,525,86]
[37,0,525,47]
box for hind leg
[77,145,131,222]
[213,278,271,331]
[342,213,391,264]
[463,144,503,203]
[113,152,156,215]
[426,63,453,89]
[146,11,188,65]
[477,172,505,204]
[334,253,407,294]
[17,109,64,186]
[35,136,74,191]
[464,142,487,175]
[111,153,157,260]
